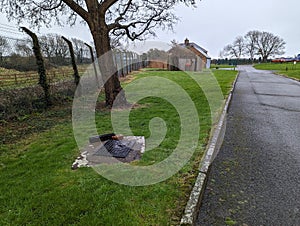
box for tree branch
[109,7,165,40]
[62,0,89,21]
[116,0,133,21]
[33,0,63,11]
[107,0,134,30]
[99,0,119,15]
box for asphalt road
[197,65,300,225]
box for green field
[0,69,237,225]
[210,64,235,69]
[254,62,300,80]
[0,65,89,90]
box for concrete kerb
[276,73,300,83]
[180,71,240,225]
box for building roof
[179,39,211,59]
[168,45,197,58]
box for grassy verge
[210,64,235,69]
[0,69,237,225]
[254,62,300,80]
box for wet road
[197,65,300,225]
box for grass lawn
[254,62,300,80]
[0,65,89,90]
[210,64,235,69]
[0,69,237,225]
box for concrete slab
[71,136,145,169]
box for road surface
[197,65,300,225]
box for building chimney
[184,38,189,46]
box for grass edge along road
[0,69,237,225]
[254,62,300,80]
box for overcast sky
[0,0,299,58]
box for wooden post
[62,36,80,86]
[84,43,99,86]
[21,27,51,106]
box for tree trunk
[91,28,127,108]
[262,56,268,63]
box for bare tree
[256,31,285,62]
[218,50,224,59]
[147,48,168,61]
[0,36,9,57]
[15,39,33,57]
[0,0,197,107]
[54,35,69,64]
[39,34,69,65]
[40,35,56,62]
[71,38,86,63]
[244,30,259,62]
[40,34,59,63]
[223,36,245,59]
[223,30,285,63]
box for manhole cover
[71,136,145,169]
[94,140,135,158]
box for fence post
[84,43,99,87]
[129,52,133,73]
[117,50,125,77]
[127,51,131,74]
[21,27,51,106]
[112,50,119,77]
[123,51,128,76]
[14,74,17,84]
[132,53,136,71]
[62,36,80,86]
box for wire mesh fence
[0,34,144,90]
[0,34,93,89]
[113,50,144,77]
[0,28,146,119]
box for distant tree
[6,38,37,71]
[0,36,9,57]
[244,30,259,62]
[0,0,197,107]
[15,39,33,57]
[40,34,56,62]
[39,34,70,65]
[222,30,285,63]
[54,35,69,64]
[256,31,285,62]
[223,36,245,60]
[147,48,168,61]
[71,38,88,63]
[218,50,225,59]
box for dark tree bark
[89,24,127,107]
[62,36,80,86]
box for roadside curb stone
[180,70,240,225]
[180,173,207,225]
[277,73,300,83]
